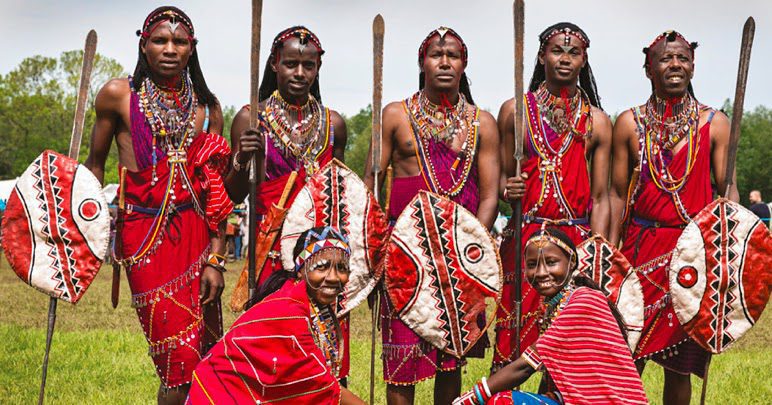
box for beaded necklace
[524,84,592,222]
[538,282,575,334]
[309,302,342,377]
[405,91,480,197]
[263,90,328,175]
[637,94,701,222]
[415,90,468,143]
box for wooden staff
[369,15,385,405]
[700,16,754,405]
[511,0,525,362]
[111,166,127,309]
[247,0,264,303]
[39,29,97,405]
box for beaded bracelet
[206,253,227,272]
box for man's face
[749,191,762,204]
[272,37,320,102]
[539,34,586,88]
[421,35,465,92]
[524,241,572,299]
[141,20,193,81]
[646,39,694,99]
[301,248,350,306]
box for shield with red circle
[670,198,772,353]
[1,150,110,304]
[385,191,502,358]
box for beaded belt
[124,202,193,215]
[632,216,686,229]
[502,216,589,238]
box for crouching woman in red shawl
[455,229,648,405]
[187,226,365,405]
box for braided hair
[133,6,217,108]
[417,27,475,105]
[642,30,698,98]
[258,26,325,103]
[528,22,602,109]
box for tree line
[1,51,769,206]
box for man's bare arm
[363,102,399,194]
[497,98,516,191]
[609,110,637,246]
[476,110,501,230]
[224,108,257,203]
[84,79,125,184]
[330,110,347,162]
[708,111,739,202]
[588,108,612,238]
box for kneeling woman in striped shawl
[456,228,648,405]
[188,226,365,404]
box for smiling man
[493,22,612,372]
[364,27,500,405]
[84,6,230,405]
[609,31,736,404]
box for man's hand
[236,127,265,166]
[504,172,528,202]
[200,265,224,305]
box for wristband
[206,253,227,272]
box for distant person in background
[749,190,771,228]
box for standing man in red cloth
[494,22,613,371]
[610,30,737,404]
[365,27,500,405]
[84,6,231,404]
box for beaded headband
[293,227,350,272]
[540,27,589,52]
[271,26,325,62]
[137,9,196,44]
[418,26,469,68]
[643,30,698,66]
[525,230,577,269]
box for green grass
[0,257,769,404]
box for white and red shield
[280,159,388,315]
[575,235,644,350]
[670,198,772,353]
[385,191,502,358]
[2,150,110,303]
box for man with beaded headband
[188,226,366,404]
[494,22,613,372]
[224,25,350,379]
[455,228,647,405]
[85,6,230,404]
[609,30,737,404]
[364,27,500,404]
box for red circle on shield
[677,266,698,288]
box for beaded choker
[534,82,592,137]
[644,94,697,150]
[538,281,575,334]
[414,90,468,143]
[263,90,328,174]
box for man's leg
[434,368,462,405]
[663,368,691,405]
[157,383,190,405]
[387,383,415,405]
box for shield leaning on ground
[280,159,389,315]
[575,235,644,351]
[385,191,502,358]
[669,198,772,354]
[2,150,110,303]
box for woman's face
[524,241,572,298]
[300,248,350,306]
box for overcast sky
[1,0,769,118]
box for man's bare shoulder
[97,78,130,100]
[590,106,612,127]
[383,101,405,119]
[498,97,515,116]
[327,109,345,127]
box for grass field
[1,257,769,404]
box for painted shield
[386,191,502,358]
[575,235,644,350]
[1,150,110,303]
[280,159,388,316]
[670,198,772,353]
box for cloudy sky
[1,0,769,117]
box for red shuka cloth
[119,132,231,388]
[535,287,648,404]
[187,280,341,405]
[619,110,714,375]
[494,93,591,367]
